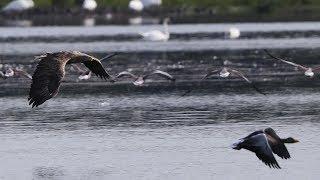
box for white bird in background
[140,18,170,42]
[228,27,240,39]
[129,0,144,12]
[82,0,97,11]
[2,0,34,12]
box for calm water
[1,22,320,179]
[0,92,319,180]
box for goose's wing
[243,134,281,169]
[29,53,65,108]
[82,59,113,81]
[243,130,264,139]
[116,71,138,79]
[229,68,266,95]
[264,128,291,159]
[264,50,308,71]
[14,69,32,79]
[144,70,175,81]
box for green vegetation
[0,0,320,13]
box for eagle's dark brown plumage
[28,51,115,107]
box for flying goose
[116,70,175,86]
[140,18,170,42]
[264,49,318,77]
[232,127,299,169]
[28,51,116,107]
[182,67,265,96]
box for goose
[4,67,32,79]
[2,0,34,12]
[232,127,299,169]
[82,0,97,11]
[129,0,144,12]
[140,18,170,42]
[182,67,265,96]
[28,51,116,108]
[228,27,240,39]
[116,70,175,86]
[264,49,318,78]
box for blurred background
[1,1,320,180]
[1,0,320,25]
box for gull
[182,67,265,96]
[71,64,92,80]
[264,49,318,78]
[4,67,32,79]
[2,0,34,12]
[228,27,240,39]
[82,0,97,11]
[116,70,175,86]
[140,18,170,42]
[232,127,299,169]
[129,0,144,12]
[28,51,115,107]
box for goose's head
[219,68,230,78]
[282,137,299,143]
[304,68,314,77]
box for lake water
[0,21,320,180]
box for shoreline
[1,6,320,26]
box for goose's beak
[293,139,299,143]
